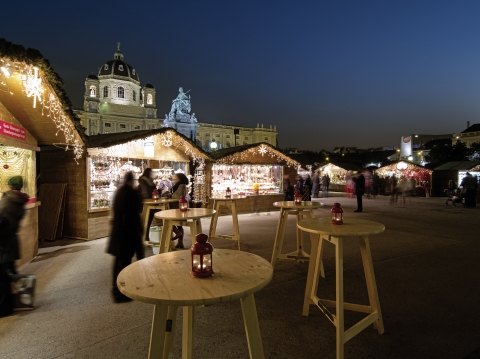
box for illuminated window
[89,86,96,97]
[147,94,153,104]
[118,64,124,71]
[132,90,136,102]
[117,87,124,98]
[103,86,108,98]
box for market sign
[144,140,154,158]
[0,119,26,141]
[400,135,412,157]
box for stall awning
[316,162,362,172]
[210,142,299,167]
[434,161,480,171]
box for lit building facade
[453,122,480,147]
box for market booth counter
[315,163,362,193]
[41,128,211,240]
[208,143,299,214]
[377,161,433,196]
[0,39,85,266]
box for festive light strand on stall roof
[0,58,84,162]
[216,145,298,167]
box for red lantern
[225,187,232,198]
[179,195,188,211]
[294,189,302,205]
[191,233,214,278]
[331,203,343,225]
[152,189,158,200]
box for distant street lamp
[210,139,218,151]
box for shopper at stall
[353,171,365,212]
[305,175,313,198]
[321,173,330,198]
[170,173,189,248]
[138,168,158,241]
[295,175,304,192]
[461,172,478,208]
[107,172,144,303]
[283,174,293,200]
[312,172,320,198]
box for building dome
[145,83,155,89]
[97,43,140,83]
[87,74,98,80]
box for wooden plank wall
[39,149,89,239]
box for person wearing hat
[0,176,29,317]
[106,172,145,303]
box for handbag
[10,274,36,310]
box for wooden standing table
[270,201,322,268]
[298,217,385,359]
[154,208,216,254]
[208,196,245,250]
[141,198,178,240]
[117,249,273,359]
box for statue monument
[163,87,199,140]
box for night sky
[3,1,480,150]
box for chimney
[467,121,470,129]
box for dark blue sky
[3,1,480,150]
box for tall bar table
[208,195,245,250]
[298,217,385,359]
[141,198,178,241]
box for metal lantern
[294,190,302,205]
[152,189,158,200]
[179,195,188,211]
[331,202,343,225]
[225,187,232,198]
[191,233,214,278]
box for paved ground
[1,195,479,359]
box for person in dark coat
[138,168,158,241]
[312,172,320,198]
[283,174,293,201]
[169,173,189,249]
[353,171,365,212]
[461,172,478,208]
[321,174,330,198]
[0,176,29,317]
[107,172,145,303]
[0,176,29,274]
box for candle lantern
[294,190,302,205]
[179,195,188,211]
[331,203,343,225]
[152,189,158,200]
[191,233,214,278]
[225,187,232,198]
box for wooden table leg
[182,306,194,359]
[359,236,384,334]
[208,200,220,238]
[143,205,152,242]
[160,220,173,254]
[163,306,178,359]
[335,236,345,359]
[231,200,241,250]
[271,208,288,266]
[196,218,203,236]
[303,233,320,316]
[148,304,169,359]
[240,294,265,359]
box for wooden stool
[117,249,273,359]
[298,217,385,359]
[208,196,245,250]
[270,201,323,275]
[155,209,216,253]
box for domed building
[75,43,159,135]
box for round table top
[117,249,273,306]
[297,217,385,237]
[154,208,216,220]
[143,198,178,205]
[273,201,320,209]
[210,195,247,201]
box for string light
[216,143,299,168]
[21,66,44,108]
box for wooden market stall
[0,38,86,266]
[208,143,299,213]
[315,162,362,193]
[40,128,211,240]
[432,161,480,197]
[376,161,433,196]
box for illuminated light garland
[0,58,84,162]
[216,144,299,168]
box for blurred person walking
[312,172,320,198]
[283,174,293,200]
[170,173,189,248]
[321,173,330,198]
[353,171,365,212]
[107,172,144,303]
[138,168,158,241]
[461,172,478,208]
[304,174,312,200]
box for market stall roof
[0,38,85,159]
[377,160,433,174]
[86,127,211,161]
[315,162,363,172]
[210,142,299,167]
[434,161,480,171]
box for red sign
[0,119,26,141]
[403,136,411,143]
